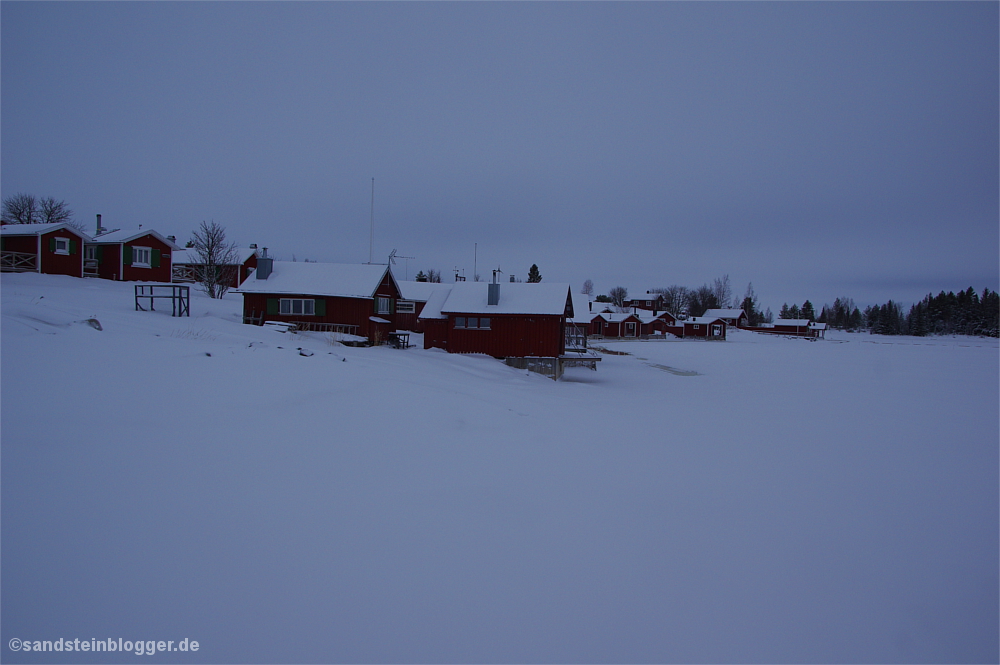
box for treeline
[862,288,999,337]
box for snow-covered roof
[683,316,726,325]
[172,247,259,265]
[568,291,597,324]
[415,286,454,320]
[703,309,746,319]
[235,261,394,299]
[1,222,91,240]
[90,227,181,249]
[773,319,811,326]
[422,282,573,317]
[809,322,828,329]
[596,312,641,323]
[396,280,446,302]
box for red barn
[420,281,574,358]
[236,260,401,344]
[86,228,179,282]
[1,223,91,277]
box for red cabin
[420,281,574,358]
[236,260,402,344]
[86,228,179,282]
[1,223,91,277]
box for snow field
[2,273,997,663]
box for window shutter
[70,239,77,254]
[123,245,133,265]
[49,238,56,252]
[266,298,279,315]
[151,249,161,268]
[374,298,379,313]
[314,299,326,316]
[389,299,395,314]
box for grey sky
[2,1,997,311]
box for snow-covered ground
[2,272,997,663]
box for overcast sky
[2,2,997,311]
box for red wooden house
[703,308,748,328]
[624,292,666,312]
[639,310,679,336]
[86,228,179,282]
[744,319,825,338]
[419,281,574,358]
[591,312,644,338]
[394,278,443,333]
[236,260,402,343]
[667,316,727,339]
[1,223,91,277]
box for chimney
[167,235,176,244]
[96,214,103,235]
[488,268,504,306]
[256,247,272,280]
[509,274,515,282]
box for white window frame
[54,237,70,255]
[396,300,416,314]
[376,296,391,314]
[279,298,315,316]
[132,246,151,268]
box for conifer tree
[527,264,542,283]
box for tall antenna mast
[369,177,375,264]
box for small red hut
[1,223,91,277]
[86,228,179,282]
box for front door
[625,322,637,337]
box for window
[132,246,151,267]
[396,300,416,314]
[54,238,70,255]
[279,298,315,316]
[454,316,490,329]
[85,245,98,260]
[376,297,391,314]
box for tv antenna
[388,249,415,279]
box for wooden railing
[288,321,359,335]
[0,251,37,272]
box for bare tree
[2,193,39,224]
[653,285,690,316]
[712,274,734,310]
[581,279,594,297]
[190,221,240,299]
[608,286,628,308]
[427,269,441,283]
